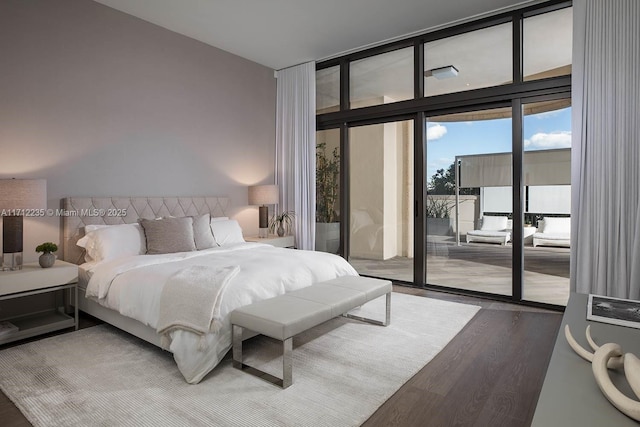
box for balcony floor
[350,236,570,306]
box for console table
[532,292,640,426]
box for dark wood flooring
[0,286,562,427]
[363,286,562,427]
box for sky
[426,106,572,182]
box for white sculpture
[565,325,640,421]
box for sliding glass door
[425,108,513,296]
[348,120,414,283]
[522,100,571,305]
[314,1,573,308]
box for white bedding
[83,242,358,383]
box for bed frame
[62,196,230,347]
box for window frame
[315,0,572,310]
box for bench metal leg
[343,292,391,326]
[232,324,243,369]
[232,324,294,389]
[282,338,293,388]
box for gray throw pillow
[192,213,217,250]
[139,217,196,254]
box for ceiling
[93,0,540,70]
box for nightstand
[245,234,295,248]
[0,260,78,345]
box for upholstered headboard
[62,197,230,265]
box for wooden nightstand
[245,234,295,248]
[0,260,78,345]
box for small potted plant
[35,242,58,268]
[269,211,295,237]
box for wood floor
[363,286,562,427]
[0,285,562,427]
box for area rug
[0,293,480,427]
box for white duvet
[84,242,358,383]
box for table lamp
[248,185,279,238]
[0,179,47,270]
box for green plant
[35,242,58,254]
[426,196,454,219]
[428,162,478,196]
[316,142,340,223]
[269,211,295,234]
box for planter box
[315,222,340,253]
[427,218,452,236]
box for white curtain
[275,62,316,250]
[571,0,640,298]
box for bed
[62,197,358,384]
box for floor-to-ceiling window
[348,120,414,282]
[426,107,513,297]
[316,1,572,308]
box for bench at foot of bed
[230,276,392,388]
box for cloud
[524,131,571,149]
[427,123,447,140]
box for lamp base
[258,205,269,238]
[1,252,23,271]
[2,215,23,270]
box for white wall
[382,121,399,258]
[0,0,277,262]
[398,121,414,258]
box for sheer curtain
[275,62,316,250]
[572,0,640,298]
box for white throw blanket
[156,265,240,350]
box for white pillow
[210,219,245,246]
[77,223,146,263]
[77,225,111,262]
[480,216,509,231]
[192,214,216,250]
[84,224,109,234]
[542,217,570,234]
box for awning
[458,148,571,188]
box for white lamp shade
[248,184,279,206]
[0,179,47,211]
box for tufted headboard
[62,197,230,265]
